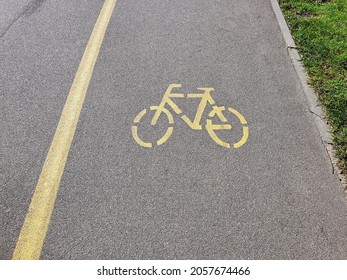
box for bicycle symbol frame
[131,84,249,148]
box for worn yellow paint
[157,127,173,146]
[227,107,249,148]
[132,126,152,148]
[206,119,232,148]
[151,84,183,125]
[234,127,249,148]
[132,106,174,147]
[132,84,249,149]
[134,109,147,123]
[208,106,227,122]
[228,107,247,125]
[151,106,174,125]
[182,88,215,130]
[12,0,118,260]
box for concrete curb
[269,0,346,192]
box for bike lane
[36,0,347,259]
[0,1,105,259]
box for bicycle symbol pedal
[131,84,249,149]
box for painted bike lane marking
[132,84,249,149]
[12,0,118,260]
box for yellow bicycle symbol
[132,84,249,148]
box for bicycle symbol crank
[131,84,249,148]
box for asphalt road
[1,0,347,259]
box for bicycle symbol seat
[131,84,249,148]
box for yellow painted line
[205,120,231,149]
[151,106,174,125]
[157,127,173,146]
[234,127,249,148]
[12,0,118,260]
[131,126,153,148]
[134,109,147,123]
[132,106,174,148]
[228,107,247,125]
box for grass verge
[279,0,347,175]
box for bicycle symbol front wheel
[132,106,174,148]
[206,106,249,149]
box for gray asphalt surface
[1,0,347,259]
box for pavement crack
[0,0,47,39]
[308,109,335,174]
[309,109,324,121]
[322,140,335,174]
[287,45,297,49]
[22,0,47,17]
[0,15,22,39]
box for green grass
[279,0,347,174]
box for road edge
[269,0,346,193]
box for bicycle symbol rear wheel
[132,106,174,148]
